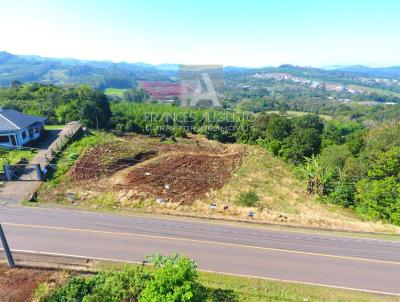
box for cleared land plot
[38,134,399,233]
[70,141,156,181]
[124,153,241,204]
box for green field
[348,85,400,97]
[104,88,126,97]
[265,110,333,120]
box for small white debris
[156,198,165,205]
[209,203,217,209]
[164,184,170,190]
[144,172,151,176]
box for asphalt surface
[0,206,399,295]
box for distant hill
[328,65,400,77]
[0,51,176,88]
[1,50,400,88]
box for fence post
[0,224,15,268]
[3,165,12,181]
[34,164,43,181]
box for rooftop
[0,109,46,134]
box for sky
[0,0,399,67]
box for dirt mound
[70,141,156,181]
[124,152,242,204]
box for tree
[298,155,331,196]
[367,146,400,180]
[140,255,201,302]
[355,177,400,225]
[293,114,324,134]
[346,131,365,157]
[264,114,293,141]
[123,87,149,103]
[283,128,321,163]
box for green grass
[45,131,115,184]
[348,85,400,97]
[0,148,37,172]
[235,190,260,207]
[198,271,399,302]
[45,124,65,130]
[265,111,333,121]
[104,88,126,97]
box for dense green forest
[0,83,399,225]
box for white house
[0,109,47,148]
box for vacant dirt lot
[124,152,241,204]
[38,134,399,233]
[70,140,156,181]
[0,265,54,302]
[42,135,244,205]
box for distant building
[0,109,46,148]
[138,81,181,100]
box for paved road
[0,206,399,295]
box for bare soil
[0,265,53,302]
[70,140,156,181]
[67,135,244,204]
[123,153,241,204]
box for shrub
[173,127,188,138]
[45,267,150,302]
[140,256,201,302]
[235,190,260,207]
[355,177,400,225]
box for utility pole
[0,224,15,268]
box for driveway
[0,122,81,204]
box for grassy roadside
[93,262,400,302]
[197,271,399,302]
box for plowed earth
[69,136,244,204]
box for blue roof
[0,109,46,134]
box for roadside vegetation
[27,255,400,302]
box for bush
[42,254,239,302]
[235,190,260,207]
[140,256,201,302]
[45,267,150,302]
[355,177,400,225]
[173,127,188,138]
[329,181,356,207]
